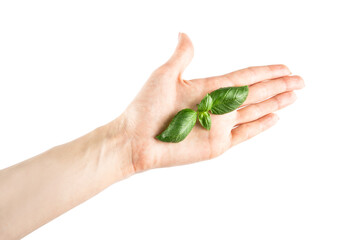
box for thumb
[167,32,194,75]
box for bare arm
[0,33,304,239]
[0,119,133,239]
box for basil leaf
[156,109,197,143]
[198,112,211,130]
[197,93,213,112]
[209,86,249,115]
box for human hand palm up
[118,33,304,172]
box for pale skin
[0,33,304,239]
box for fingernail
[178,32,182,41]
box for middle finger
[243,75,304,106]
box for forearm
[0,117,134,239]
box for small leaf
[209,86,249,115]
[198,112,211,130]
[156,109,197,143]
[197,93,213,112]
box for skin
[0,33,304,239]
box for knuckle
[250,105,262,119]
[244,66,257,82]
[256,83,268,98]
[279,76,292,90]
[273,95,283,109]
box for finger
[243,75,304,105]
[166,32,194,76]
[197,64,291,89]
[236,91,296,125]
[231,113,279,147]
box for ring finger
[235,91,297,125]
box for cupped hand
[114,33,304,172]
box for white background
[1,0,359,239]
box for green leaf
[209,86,249,115]
[156,109,197,143]
[197,93,213,112]
[198,112,211,130]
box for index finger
[194,64,291,89]
[225,64,291,85]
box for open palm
[118,33,304,172]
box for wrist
[94,115,135,183]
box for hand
[0,34,304,238]
[109,33,304,173]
